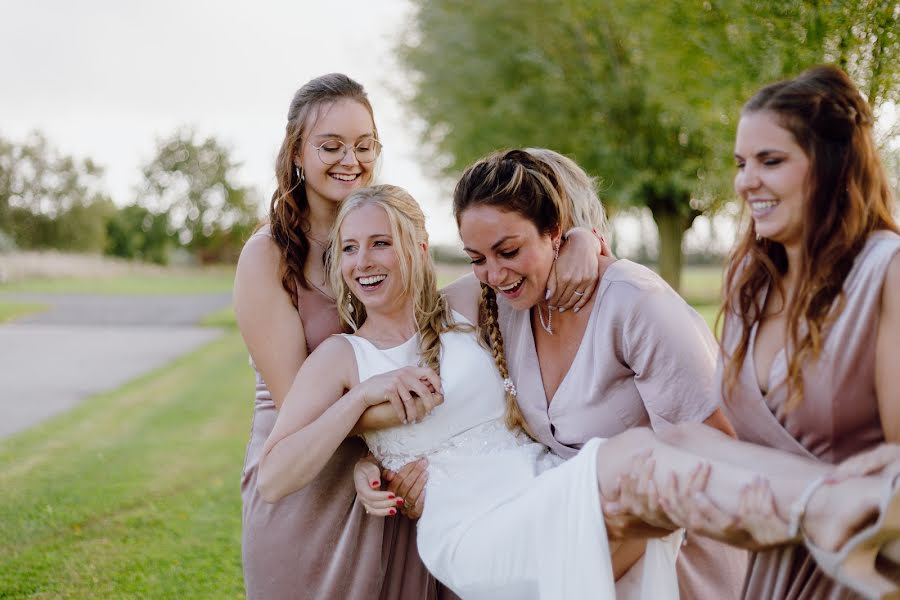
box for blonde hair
[328,184,457,375]
[525,148,607,234]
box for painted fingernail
[388,494,395,499]
[545,290,552,300]
[396,499,404,505]
[389,509,396,515]
[371,481,379,488]
[573,307,580,313]
[559,307,566,313]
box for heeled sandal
[788,472,900,599]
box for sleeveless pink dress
[240,231,440,600]
[721,231,900,600]
[499,259,748,599]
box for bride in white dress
[257,184,900,600]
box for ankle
[805,477,880,552]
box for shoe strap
[787,474,828,540]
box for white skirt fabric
[417,436,682,600]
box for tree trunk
[651,209,689,293]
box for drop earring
[345,292,359,332]
[297,166,305,183]
[538,240,560,335]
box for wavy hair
[268,73,378,307]
[328,185,458,376]
[720,65,898,410]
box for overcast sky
[0,0,462,244]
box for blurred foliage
[139,128,258,263]
[399,0,899,291]
[0,129,260,264]
[0,132,113,253]
[105,204,172,265]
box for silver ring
[573,290,585,297]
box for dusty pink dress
[720,231,900,600]
[240,233,440,600]
[499,259,748,600]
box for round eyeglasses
[308,138,382,165]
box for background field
[0,262,722,598]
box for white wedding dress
[345,313,682,599]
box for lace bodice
[341,313,527,471]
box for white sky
[4,2,895,256]
[0,0,461,244]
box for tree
[140,128,258,262]
[399,0,899,291]
[105,204,171,265]
[0,131,113,252]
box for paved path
[0,292,232,438]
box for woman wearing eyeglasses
[233,74,602,599]
[234,73,436,600]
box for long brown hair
[453,149,576,433]
[268,73,378,307]
[328,185,458,376]
[721,65,898,410]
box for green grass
[0,331,253,598]
[0,269,235,295]
[679,265,724,306]
[199,305,236,329]
[0,302,48,323]
[692,303,722,335]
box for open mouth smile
[749,198,780,218]
[496,278,524,296]
[357,274,387,291]
[330,172,361,182]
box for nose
[340,145,360,167]
[485,260,506,287]
[356,245,373,270]
[735,164,761,195]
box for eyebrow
[463,235,519,254]
[734,148,787,160]
[341,233,391,243]
[313,132,376,140]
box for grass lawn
[0,261,723,598]
[0,331,253,598]
[0,268,235,296]
[0,302,49,324]
[678,265,723,306]
[199,305,237,329]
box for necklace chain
[309,278,335,301]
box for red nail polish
[371,481,379,487]
[396,499,404,505]
[389,509,396,515]
[388,494,395,499]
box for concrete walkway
[0,292,232,438]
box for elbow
[257,454,312,503]
[256,462,284,504]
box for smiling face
[339,202,411,316]
[734,110,811,249]
[459,204,559,311]
[297,99,377,206]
